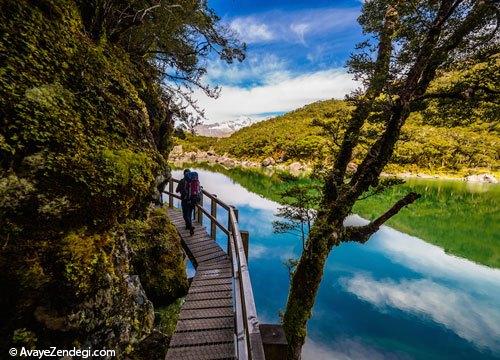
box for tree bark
[282,214,340,360]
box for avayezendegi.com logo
[9,347,115,358]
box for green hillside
[177,55,499,176]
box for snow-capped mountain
[195,116,254,137]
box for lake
[171,168,500,360]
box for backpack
[184,171,201,205]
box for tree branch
[344,192,421,243]
[325,2,401,202]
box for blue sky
[193,0,364,124]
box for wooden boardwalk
[166,207,237,360]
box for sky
[194,0,365,124]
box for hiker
[175,169,201,236]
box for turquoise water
[171,169,500,360]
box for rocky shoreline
[169,145,498,184]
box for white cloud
[193,68,357,124]
[204,54,289,86]
[302,338,404,360]
[228,7,359,45]
[290,23,310,44]
[342,274,500,352]
[229,17,274,43]
[364,221,500,292]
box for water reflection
[170,169,500,359]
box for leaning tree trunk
[282,214,340,360]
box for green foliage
[124,207,189,304]
[181,56,499,176]
[154,299,184,337]
[0,0,186,352]
[353,179,500,268]
[211,100,349,161]
[174,133,218,152]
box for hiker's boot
[190,227,194,236]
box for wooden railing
[163,178,266,360]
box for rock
[261,157,276,167]
[129,329,169,360]
[219,157,236,167]
[170,145,183,156]
[184,151,197,161]
[465,174,498,183]
[196,151,208,160]
[288,162,306,176]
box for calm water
[171,169,500,360]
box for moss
[124,207,189,304]
[155,299,184,337]
[0,0,179,354]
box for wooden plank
[165,343,235,360]
[191,247,226,258]
[198,262,232,271]
[170,328,234,347]
[182,298,233,310]
[187,242,220,252]
[189,284,232,293]
[179,307,234,320]
[197,253,228,264]
[186,291,232,302]
[176,317,234,332]
[191,277,232,287]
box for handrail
[163,177,265,360]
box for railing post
[259,324,288,360]
[168,179,174,208]
[197,193,203,224]
[240,230,249,260]
[210,194,217,240]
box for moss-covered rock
[0,0,186,356]
[124,207,189,304]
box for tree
[75,0,245,149]
[180,115,203,135]
[272,184,320,250]
[281,1,499,359]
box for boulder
[184,151,197,161]
[219,157,236,167]
[288,162,306,176]
[465,174,498,183]
[196,151,208,160]
[261,157,276,167]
